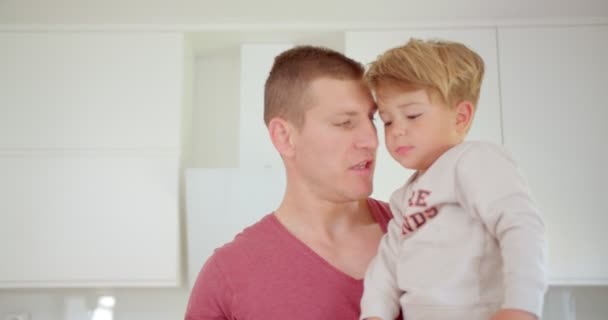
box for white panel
[498,26,608,284]
[192,50,240,168]
[186,167,285,287]
[0,32,183,149]
[239,44,293,168]
[346,29,502,201]
[0,154,180,287]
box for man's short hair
[264,46,365,128]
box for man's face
[289,77,378,202]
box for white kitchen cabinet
[498,25,608,285]
[0,32,183,149]
[346,28,503,201]
[0,32,184,287]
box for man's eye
[407,114,422,120]
[337,120,352,127]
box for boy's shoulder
[445,141,514,164]
[424,141,516,180]
[453,140,505,154]
[445,141,522,185]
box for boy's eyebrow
[397,102,421,109]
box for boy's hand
[491,309,537,320]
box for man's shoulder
[211,213,278,260]
[187,215,277,320]
[191,213,279,291]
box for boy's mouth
[395,146,414,155]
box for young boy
[359,39,548,320]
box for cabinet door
[498,26,608,285]
[0,32,183,149]
[346,29,502,200]
[0,156,180,287]
[0,32,182,287]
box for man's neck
[273,186,383,280]
[275,191,373,241]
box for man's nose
[356,119,379,150]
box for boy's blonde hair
[365,38,484,109]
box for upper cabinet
[239,43,293,169]
[0,32,185,287]
[497,25,608,285]
[345,28,503,201]
[0,32,184,149]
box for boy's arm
[185,255,232,320]
[360,190,406,320]
[454,143,548,318]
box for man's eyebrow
[336,111,359,116]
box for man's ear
[455,100,474,134]
[268,117,296,158]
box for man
[185,46,398,319]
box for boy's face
[376,84,463,171]
[289,77,379,201]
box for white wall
[0,0,606,25]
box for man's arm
[185,255,232,320]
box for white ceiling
[1,0,607,27]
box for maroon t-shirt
[185,198,396,320]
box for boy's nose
[389,124,408,137]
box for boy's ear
[455,100,474,134]
[268,117,296,158]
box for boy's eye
[383,121,392,127]
[407,113,422,120]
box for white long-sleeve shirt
[360,141,548,320]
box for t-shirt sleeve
[454,143,548,317]
[185,254,233,320]
[367,198,393,233]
